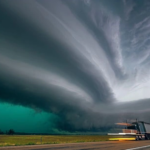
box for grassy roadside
[0,135,109,146]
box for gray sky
[0,0,150,131]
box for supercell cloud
[0,0,150,131]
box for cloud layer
[0,0,150,131]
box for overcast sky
[0,0,150,132]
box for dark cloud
[62,0,126,79]
[0,0,150,132]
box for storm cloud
[0,0,150,131]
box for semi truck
[108,120,150,141]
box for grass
[0,135,109,146]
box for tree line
[0,129,15,135]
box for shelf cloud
[0,0,150,131]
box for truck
[108,120,150,141]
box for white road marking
[126,145,150,150]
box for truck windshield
[127,125,136,130]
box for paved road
[0,141,150,150]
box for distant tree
[0,130,4,134]
[8,129,15,135]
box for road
[0,141,150,150]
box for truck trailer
[108,120,150,141]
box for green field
[0,135,109,146]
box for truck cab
[108,121,150,141]
[129,121,150,140]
